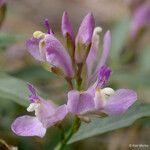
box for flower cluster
[126,0,150,38]
[0,0,5,6]
[11,12,137,137]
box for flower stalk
[65,77,74,90]
[54,116,80,150]
[76,63,83,91]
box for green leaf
[0,72,30,106]
[11,65,56,82]
[112,71,150,88]
[69,102,150,144]
[0,32,25,50]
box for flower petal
[44,18,54,34]
[76,13,95,45]
[28,83,36,96]
[45,34,74,77]
[11,115,46,137]
[26,37,42,61]
[27,83,39,102]
[97,30,111,70]
[97,66,112,88]
[103,89,137,116]
[86,27,102,77]
[45,104,68,127]
[37,99,57,125]
[27,84,58,126]
[67,90,95,115]
[61,11,75,43]
[89,31,111,85]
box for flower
[76,13,95,46]
[75,13,95,63]
[26,19,74,78]
[12,12,138,142]
[67,66,137,120]
[86,30,111,86]
[61,11,75,44]
[11,84,68,137]
[131,0,150,38]
[61,11,75,59]
[126,0,150,38]
[26,12,95,77]
[86,27,102,77]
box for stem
[54,116,80,150]
[76,63,83,90]
[65,77,73,90]
[0,139,12,150]
[56,124,66,141]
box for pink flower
[67,66,137,120]
[11,84,68,137]
[130,0,150,38]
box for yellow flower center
[33,31,45,39]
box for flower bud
[75,13,95,63]
[61,11,75,43]
[61,11,75,59]
[86,27,102,77]
[130,1,150,38]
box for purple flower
[130,0,150,38]
[67,66,137,118]
[76,13,95,45]
[102,89,137,115]
[44,18,54,34]
[67,90,95,115]
[45,34,74,77]
[75,13,95,63]
[26,20,74,77]
[26,12,96,75]
[11,12,138,143]
[26,37,42,61]
[61,11,75,43]
[87,30,111,86]
[25,12,137,125]
[97,66,112,88]
[86,27,102,77]
[97,31,111,70]
[11,84,68,137]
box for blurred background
[0,0,150,149]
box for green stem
[56,124,66,141]
[65,77,73,90]
[76,63,83,91]
[54,116,80,150]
